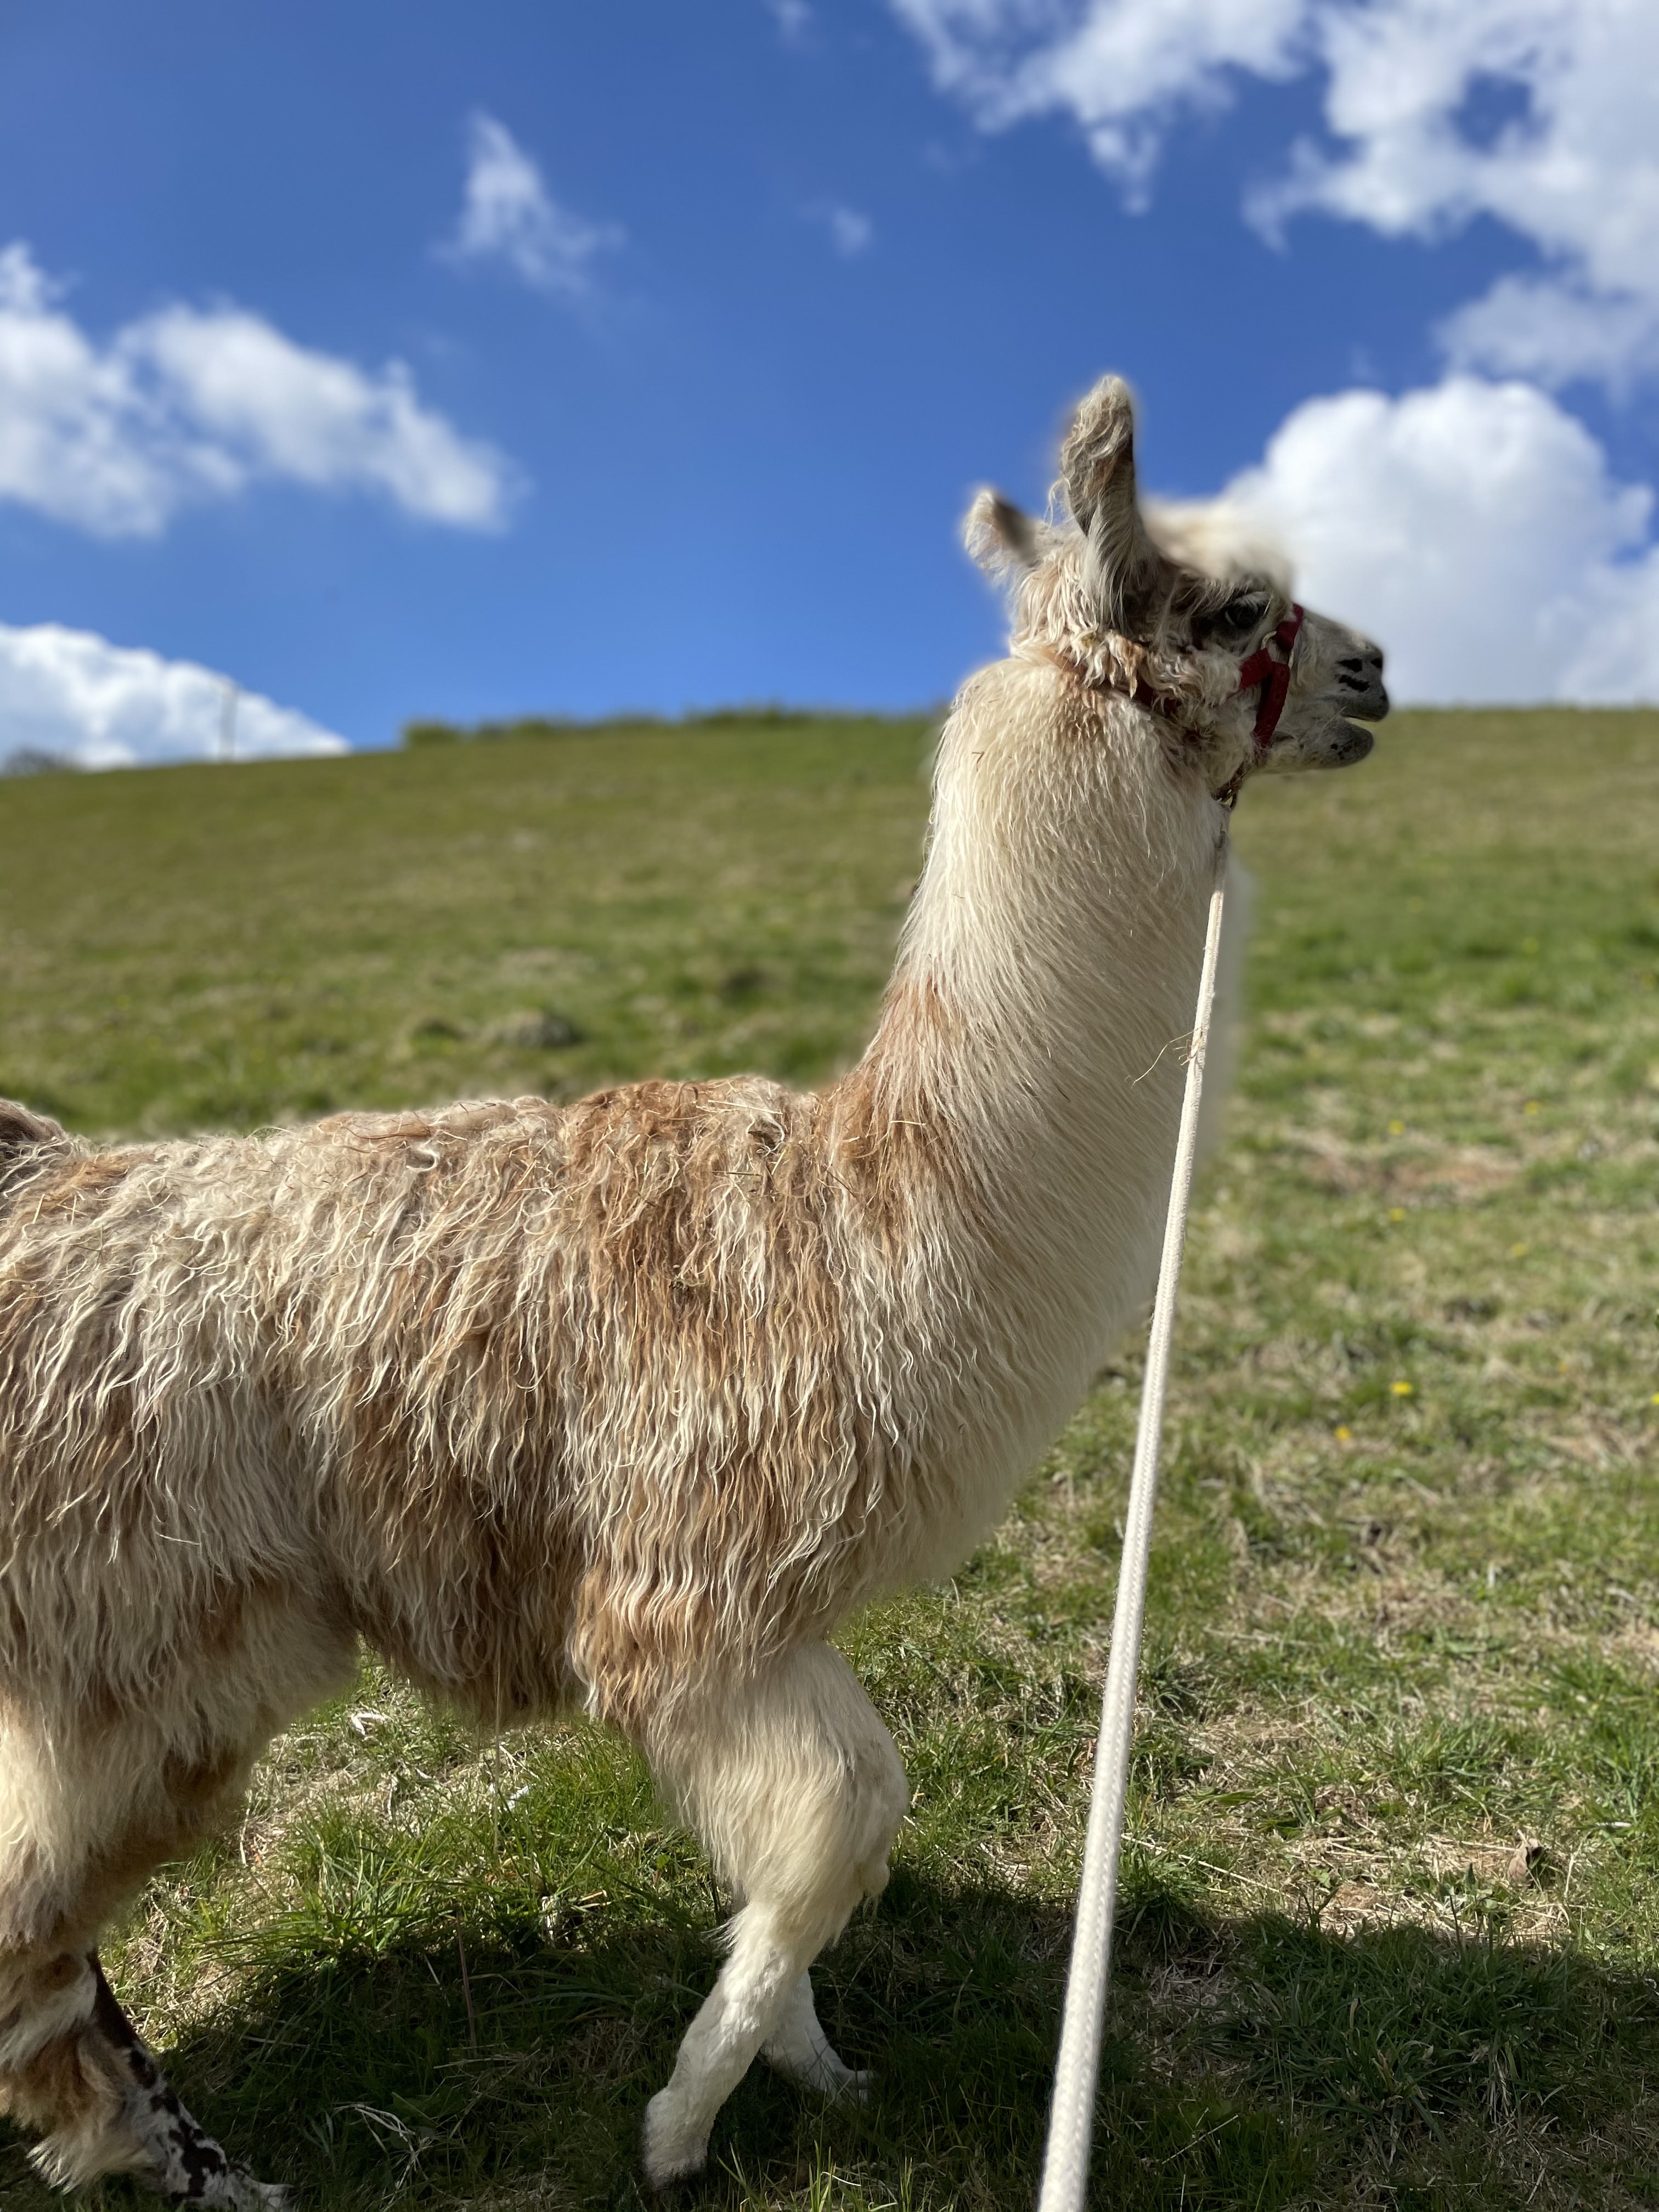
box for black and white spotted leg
[88,1959,291,2210]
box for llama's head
[966,375,1387,800]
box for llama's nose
[1336,642,1388,718]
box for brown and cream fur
[0,377,1386,2200]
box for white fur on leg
[652,1646,907,1919]
[641,1901,800,2188]
[761,1973,868,2100]
[641,1645,908,2187]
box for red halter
[1234,603,1304,748]
[1062,599,1307,809]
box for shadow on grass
[4,1869,1658,2210]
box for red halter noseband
[1058,599,1307,809]
[1234,602,1304,747]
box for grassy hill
[0,713,938,1137]
[2,707,1657,2210]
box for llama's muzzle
[1336,640,1389,725]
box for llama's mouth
[1331,674,1389,761]
[1262,707,1381,776]
[1329,721,1376,766]
[1314,673,1388,768]
[1345,681,1390,723]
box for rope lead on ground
[1035,854,1229,2212]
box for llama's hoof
[166,2165,292,2210]
[759,2012,871,2101]
[227,2174,292,2212]
[28,2130,289,2209]
[799,2053,872,2104]
[640,2090,708,2192]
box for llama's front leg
[639,1643,907,2190]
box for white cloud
[1222,375,1659,702]
[0,242,512,538]
[0,621,349,770]
[1439,276,1659,396]
[890,0,1659,383]
[805,201,874,258]
[136,307,511,524]
[1255,1,1657,283]
[890,0,1310,202]
[766,0,814,42]
[441,114,623,299]
[894,3,1659,695]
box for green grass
[2,706,1657,2210]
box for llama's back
[278,1082,905,1731]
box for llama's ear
[1059,375,1159,628]
[964,489,1041,577]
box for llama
[0,375,1386,2202]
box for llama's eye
[1212,594,1267,640]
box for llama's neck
[833,661,1225,1498]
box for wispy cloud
[440,113,624,300]
[0,242,513,538]
[804,200,874,258]
[0,620,349,769]
[894,0,1659,706]
[891,0,1659,392]
[1439,276,1659,398]
[890,0,1306,207]
[765,0,814,44]
[1246,0,1659,394]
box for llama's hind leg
[86,1955,290,2208]
[0,1946,128,2182]
[1,1944,287,2207]
[0,1690,332,2205]
[760,1973,870,2098]
[638,1644,907,2189]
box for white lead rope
[1036,854,1229,2212]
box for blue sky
[2,0,1656,763]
